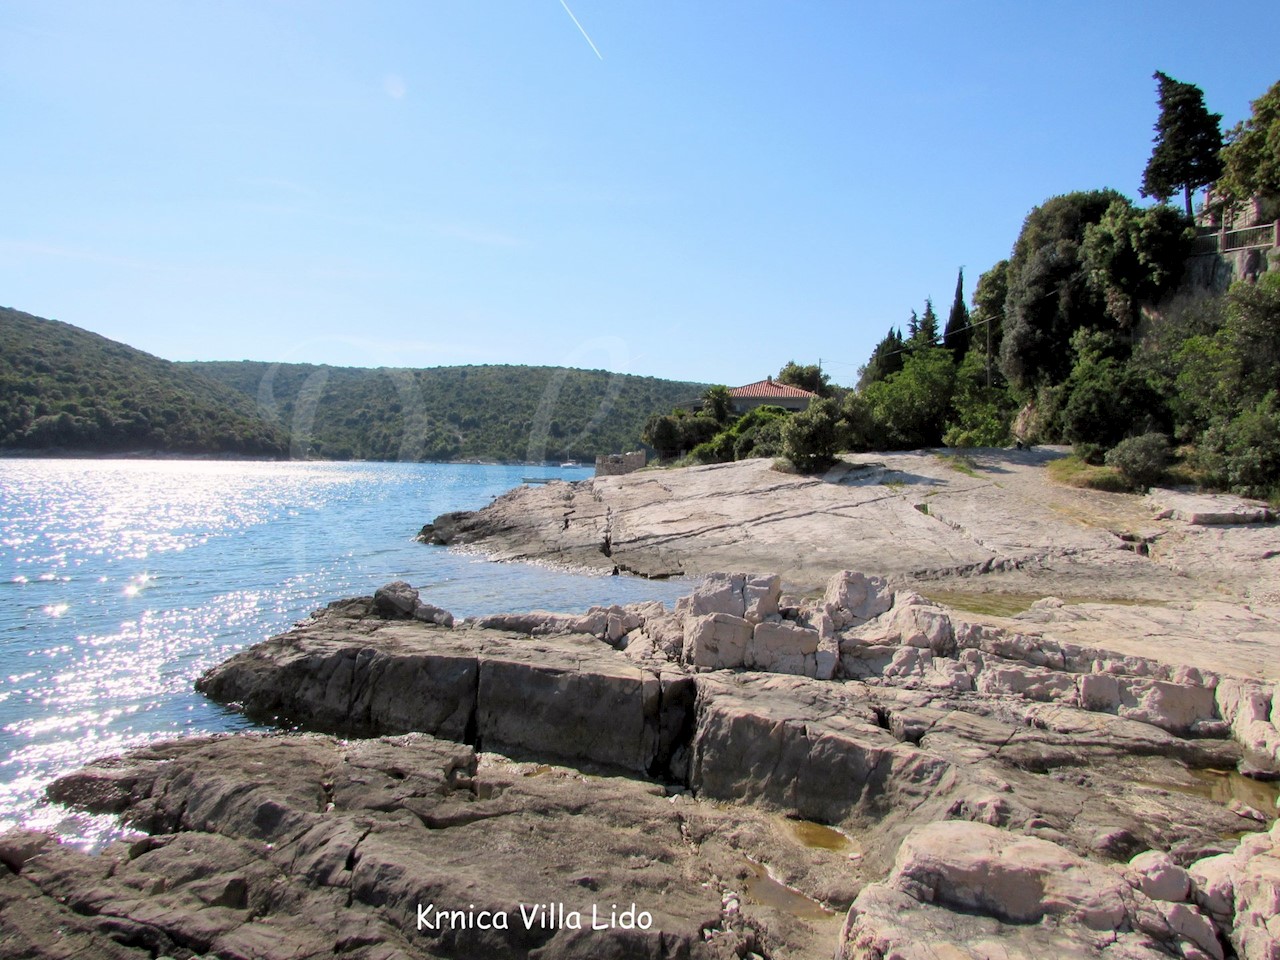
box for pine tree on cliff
[943,268,970,357]
[1141,70,1223,218]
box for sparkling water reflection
[0,459,690,846]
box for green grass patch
[1046,455,1132,493]
[934,453,980,478]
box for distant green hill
[0,307,290,456]
[185,360,707,462]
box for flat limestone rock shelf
[420,449,1280,612]
[13,571,1280,959]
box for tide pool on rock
[0,459,690,847]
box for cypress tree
[943,268,970,357]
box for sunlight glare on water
[0,459,690,847]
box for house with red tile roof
[728,376,816,414]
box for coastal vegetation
[820,74,1280,496]
[0,307,290,457]
[641,75,1278,495]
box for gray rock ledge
[9,569,1278,959]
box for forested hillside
[0,307,290,456]
[185,360,706,462]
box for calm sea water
[0,459,691,846]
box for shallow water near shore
[0,459,691,847]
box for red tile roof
[728,378,816,399]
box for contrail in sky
[559,0,604,60]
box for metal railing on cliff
[1194,221,1279,255]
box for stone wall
[595,450,646,476]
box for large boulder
[1189,821,1280,960]
[840,821,1226,960]
[824,570,894,627]
[682,612,752,670]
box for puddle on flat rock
[1138,767,1279,822]
[783,818,857,854]
[924,590,1161,618]
[1189,768,1280,816]
[741,858,834,920]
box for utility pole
[985,319,991,388]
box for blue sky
[2,2,1277,387]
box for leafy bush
[837,392,878,451]
[782,398,840,473]
[862,347,957,449]
[734,415,786,460]
[1060,331,1163,451]
[689,432,735,465]
[943,349,1015,448]
[1196,392,1280,498]
[1103,433,1170,490]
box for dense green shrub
[862,348,957,449]
[1197,393,1280,498]
[734,417,786,459]
[732,407,789,460]
[782,398,840,473]
[1060,331,1163,453]
[689,432,735,465]
[943,349,1015,448]
[1103,433,1171,490]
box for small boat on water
[560,460,581,468]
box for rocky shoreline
[419,449,1280,608]
[6,568,1278,959]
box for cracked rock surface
[420,448,1280,607]
[12,568,1279,959]
[10,734,847,960]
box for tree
[857,327,906,390]
[1140,71,1223,218]
[943,348,1016,448]
[1218,80,1280,207]
[777,361,830,396]
[701,385,733,425]
[914,299,940,349]
[642,413,681,460]
[1000,190,1122,391]
[1081,199,1193,326]
[1059,330,1163,456]
[969,260,1009,387]
[943,268,970,357]
[863,348,957,449]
